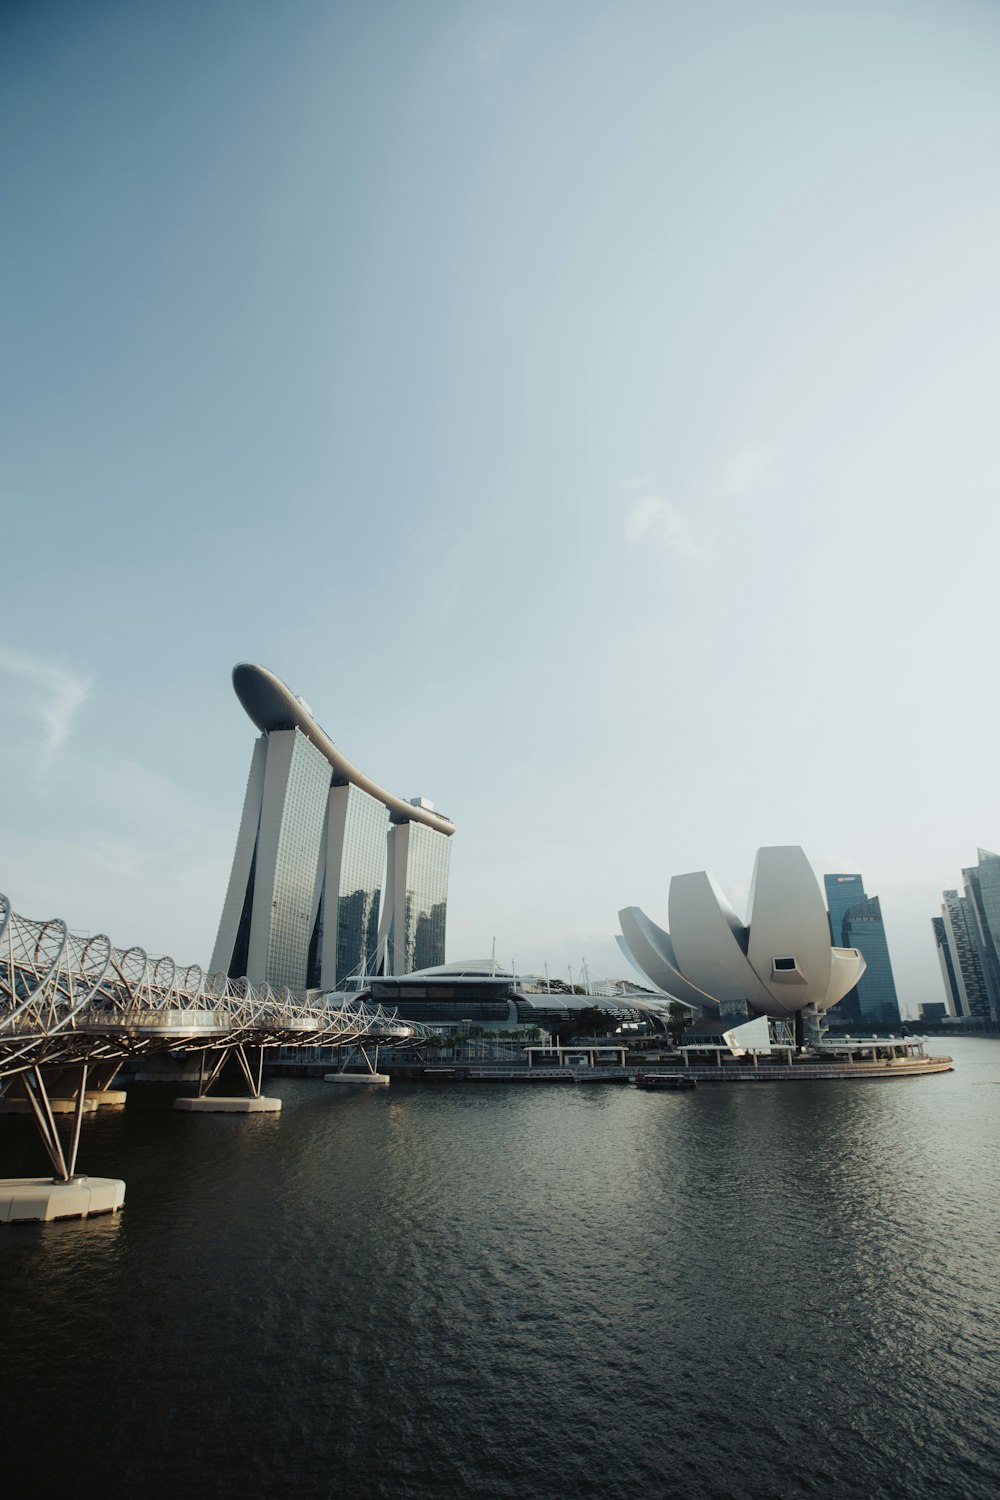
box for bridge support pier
[174,1095,281,1113]
[0,1060,126,1114]
[174,1044,281,1114]
[84,1060,127,1108]
[0,1065,125,1223]
[324,1042,389,1086]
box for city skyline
[2,3,999,1012]
[3,637,990,1014]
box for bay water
[2,1038,998,1498]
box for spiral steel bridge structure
[0,892,412,1076]
[0,893,415,1208]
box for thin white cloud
[624,473,658,493]
[0,647,91,781]
[724,444,783,498]
[624,494,708,561]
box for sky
[2,0,999,1014]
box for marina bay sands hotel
[211,664,454,994]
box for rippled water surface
[2,1039,999,1499]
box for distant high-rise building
[937,889,991,1021]
[211,664,455,993]
[841,895,902,1030]
[824,873,901,1030]
[932,851,1000,1025]
[825,875,865,959]
[961,850,1000,1022]
[931,915,962,1016]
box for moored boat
[632,1072,697,1090]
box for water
[2,1039,999,1499]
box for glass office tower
[961,850,1000,1022]
[939,889,992,1021]
[931,916,961,1016]
[841,895,901,1030]
[824,873,901,1030]
[825,875,865,958]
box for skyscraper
[315,782,390,989]
[376,816,452,977]
[211,664,455,993]
[961,849,1000,1021]
[823,873,901,1030]
[938,890,991,1019]
[931,915,962,1017]
[825,875,865,973]
[934,874,996,1023]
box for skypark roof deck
[233,663,455,834]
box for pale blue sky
[3,0,999,1010]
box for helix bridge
[0,892,416,1211]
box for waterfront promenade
[312,1033,953,1085]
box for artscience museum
[619,846,868,1046]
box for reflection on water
[1,1040,998,1499]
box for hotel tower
[210,664,454,993]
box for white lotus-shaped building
[619,846,865,1023]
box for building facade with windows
[823,874,901,1031]
[374,818,452,978]
[960,849,1000,1021]
[931,916,962,1017]
[935,883,994,1022]
[211,664,455,993]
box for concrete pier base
[86,1090,127,1108]
[0,1095,99,1116]
[174,1096,282,1114]
[324,1072,390,1086]
[0,1176,126,1223]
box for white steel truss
[0,892,415,1083]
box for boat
[632,1072,697,1090]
